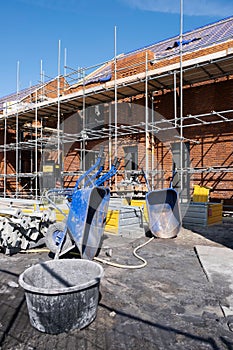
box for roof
[0,16,233,119]
[68,15,233,88]
[0,84,41,112]
[126,15,233,59]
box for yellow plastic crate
[105,209,120,234]
[130,199,148,222]
[207,203,223,225]
[193,185,210,203]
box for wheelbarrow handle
[112,157,121,169]
[141,168,151,192]
[75,146,105,189]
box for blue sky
[0,0,232,97]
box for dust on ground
[0,218,233,350]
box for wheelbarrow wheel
[45,222,73,254]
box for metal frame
[0,30,233,198]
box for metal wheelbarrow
[45,149,119,259]
[144,167,181,238]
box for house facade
[0,16,232,208]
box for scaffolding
[0,16,233,200]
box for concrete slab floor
[0,219,233,349]
[195,245,233,318]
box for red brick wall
[65,78,233,201]
[152,81,233,201]
[113,50,154,79]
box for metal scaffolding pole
[64,48,67,78]
[57,40,61,166]
[40,117,43,156]
[35,89,38,200]
[82,68,86,172]
[179,0,184,198]
[114,25,118,187]
[109,105,112,170]
[174,71,177,128]
[145,52,149,181]
[4,117,7,197]
[30,129,33,195]
[16,61,20,198]
[151,95,155,190]
[40,59,44,97]
[15,116,19,197]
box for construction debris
[0,207,56,255]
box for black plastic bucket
[19,259,104,334]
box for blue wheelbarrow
[144,167,181,238]
[45,149,120,259]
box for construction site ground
[1,218,233,350]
